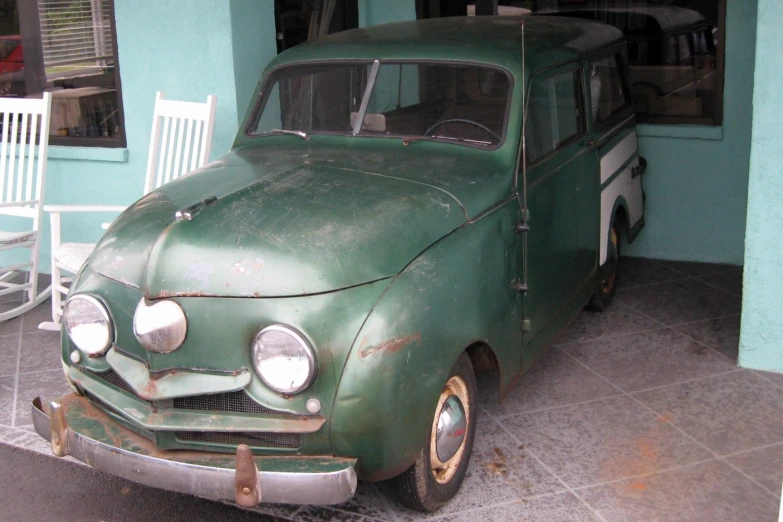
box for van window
[525,70,584,164]
[590,53,632,125]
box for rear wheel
[392,352,477,512]
[588,223,620,311]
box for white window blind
[37,0,114,80]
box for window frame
[245,58,515,151]
[14,0,126,148]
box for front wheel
[392,352,477,512]
[588,223,620,311]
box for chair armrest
[0,200,38,208]
[44,204,128,213]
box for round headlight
[63,295,112,356]
[252,325,316,395]
[133,299,187,354]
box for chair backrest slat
[143,91,217,195]
[25,113,38,202]
[0,111,8,198]
[7,112,18,202]
[163,116,178,184]
[181,118,194,178]
[0,93,51,220]
[171,114,186,183]
[16,111,30,203]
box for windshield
[249,61,511,148]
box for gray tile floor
[1,260,782,521]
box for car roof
[537,6,707,33]
[267,16,624,77]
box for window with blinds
[37,0,114,81]
[1,0,125,147]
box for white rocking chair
[0,93,53,320]
[39,91,217,330]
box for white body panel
[599,130,644,265]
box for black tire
[588,223,621,312]
[392,352,478,512]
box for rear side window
[590,52,633,125]
[525,69,585,164]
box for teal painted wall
[2,0,277,274]
[625,1,757,265]
[738,0,783,373]
[230,0,278,123]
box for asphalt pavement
[0,443,284,522]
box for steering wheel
[424,118,501,142]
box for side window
[590,52,633,125]
[525,69,584,164]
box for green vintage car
[32,15,645,512]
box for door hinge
[516,222,529,233]
[511,280,529,293]
[522,208,530,222]
[522,318,532,332]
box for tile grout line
[748,369,783,391]
[0,367,65,380]
[645,258,739,279]
[555,311,742,349]
[721,440,783,460]
[616,275,692,292]
[555,325,671,347]
[558,348,783,500]
[9,314,24,428]
[490,416,611,522]
[616,301,741,365]
[642,259,744,312]
[694,277,742,298]
[495,359,740,422]
[492,384,625,420]
[422,493,572,522]
[624,368,744,396]
[570,457,717,493]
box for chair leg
[51,263,62,324]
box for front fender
[329,199,523,480]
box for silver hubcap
[435,395,467,462]
[429,375,471,484]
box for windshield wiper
[269,128,310,140]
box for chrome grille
[173,390,283,415]
[175,431,301,449]
[91,369,134,394]
[89,370,284,415]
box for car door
[587,48,645,273]
[519,63,599,371]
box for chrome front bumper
[31,396,357,507]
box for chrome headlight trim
[133,299,188,354]
[63,294,113,357]
[252,324,317,395]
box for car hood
[88,145,502,298]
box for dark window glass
[274,0,359,53]
[0,0,125,147]
[251,62,511,148]
[525,69,584,163]
[590,52,632,125]
[526,0,724,126]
